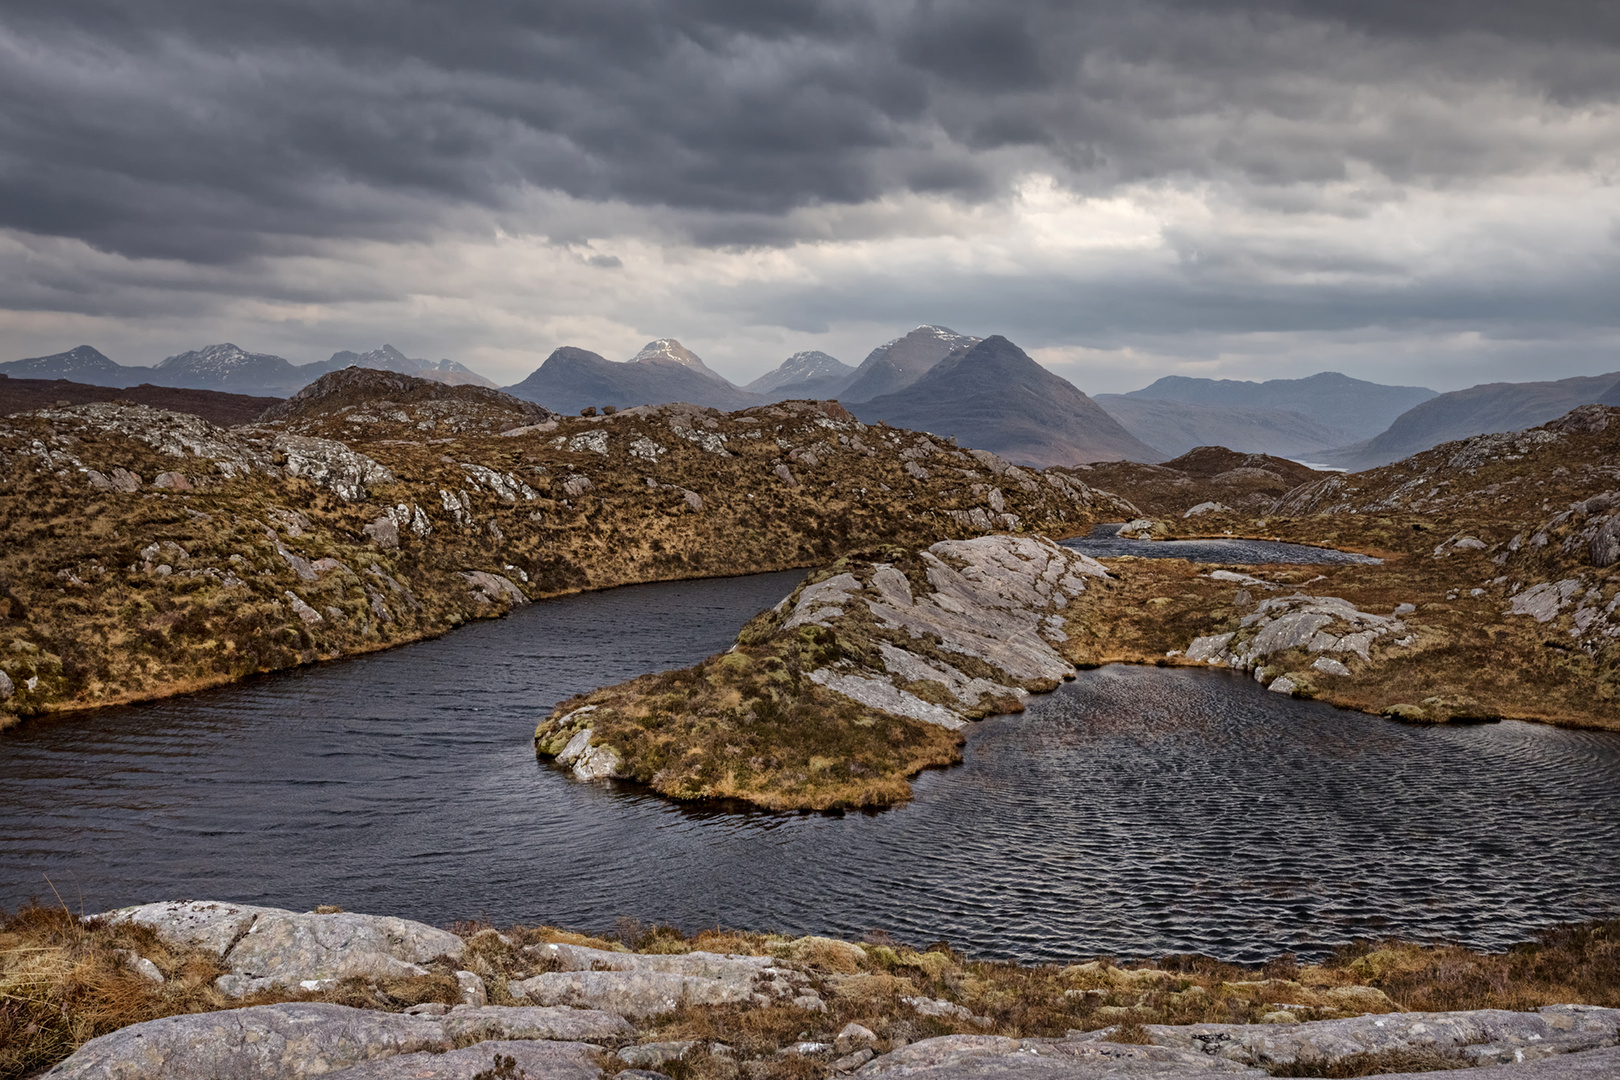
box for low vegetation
[0,376,1129,729]
[5,900,1616,1080]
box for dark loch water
[1064,526,1382,565]
[3,571,1618,964]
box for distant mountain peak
[321,344,497,388]
[841,325,982,403]
[630,338,728,383]
[745,350,854,396]
[849,333,1163,466]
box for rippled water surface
[1063,527,1381,565]
[3,571,1617,963]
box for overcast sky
[1,0,1617,393]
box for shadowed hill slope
[839,325,980,403]
[1325,372,1620,470]
[851,335,1164,466]
[1125,371,1436,441]
[504,345,763,413]
[0,376,281,427]
[1095,395,1357,458]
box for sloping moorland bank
[0,368,1132,729]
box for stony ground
[0,369,1130,728]
[536,407,1620,809]
[1114,405,1620,728]
[6,902,1618,1080]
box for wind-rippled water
[3,570,1617,963]
[1063,527,1382,565]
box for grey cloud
[1,0,1616,262]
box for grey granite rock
[107,900,465,994]
[617,1041,697,1069]
[1114,1004,1620,1068]
[275,434,395,502]
[45,1003,629,1080]
[858,1034,1256,1079]
[224,910,465,986]
[107,900,288,956]
[323,1039,602,1080]
[508,970,759,1017]
[529,943,783,984]
[43,1002,452,1080]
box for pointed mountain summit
[154,343,302,393]
[505,345,762,414]
[850,335,1165,466]
[746,351,856,400]
[0,345,152,387]
[631,339,728,383]
[840,325,981,403]
[316,344,497,387]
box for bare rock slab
[858,1034,1257,1079]
[44,1002,631,1080]
[106,901,465,994]
[323,1039,602,1080]
[1121,1003,1620,1068]
[509,969,759,1017]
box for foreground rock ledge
[33,900,1620,1080]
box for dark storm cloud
[2,0,1616,262]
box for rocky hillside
[1093,405,1620,727]
[0,369,1131,727]
[850,336,1164,466]
[504,343,764,414]
[1325,371,1620,470]
[1,376,282,427]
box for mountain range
[0,343,493,396]
[11,335,1620,473]
[502,340,764,413]
[1091,397,1358,459]
[1118,372,1438,438]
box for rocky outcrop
[859,1033,1257,1078]
[109,900,465,996]
[1113,1004,1620,1069]
[857,1009,1620,1080]
[323,1039,602,1080]
[1182,592,1409,688]
[537,534,1111,809]
[509,969,761,1017]
[44,1002,630,1080]
[508,942,813,1017]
